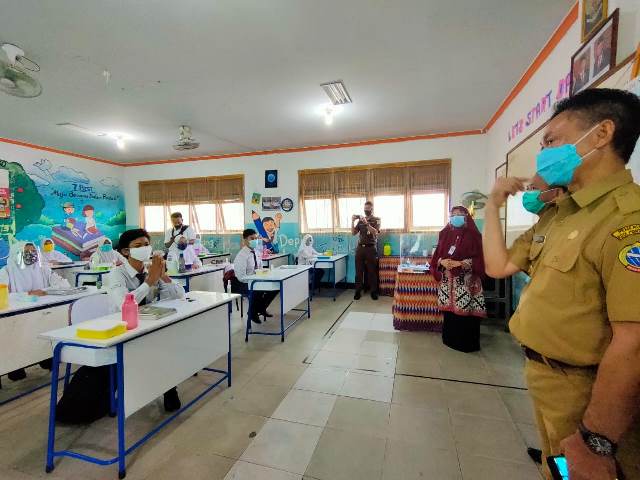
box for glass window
[193,204,217,232]
[337,196,367,230]
[304,198,332,230]
[373,195,404,230]
[143,206,165,232]
[221,202,244,232]
[412,193,447,229]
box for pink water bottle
[122,293,139,330]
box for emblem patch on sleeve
[612,224,640,240]
[618,242,640,273]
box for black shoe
[527,447,542,464]
[354,290,361,300]
[8,368,27,381]
[371,292,379,300]
[39,358,53,371]
[163,388,181,412]
[262,311,274,318]
[251,315,263,325]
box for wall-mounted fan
[173,125,200,151]
[461,190,488,217]
[0,44,42,98]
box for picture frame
[495,162,507,179]
[571,8,618,96]
[581,0,608,43]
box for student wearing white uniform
[40,238,72,266]
[164,212,195,255]
[105,228,185,411]
[0,241,70,381]
[89,238,126,266]
[231,229,278,324]
[175,235,202,269]
[193,234,210,256]
[297,234,324,286]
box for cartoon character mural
[0,156,126,266]
[251,210,282,253]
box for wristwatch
[578,422,617,456]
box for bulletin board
[504,53,637,247]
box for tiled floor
[0,293,542,479]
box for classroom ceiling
[0,0,574,163]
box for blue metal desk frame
[312,255,348,302]
[75,271,109,287]
[169,266,224,292]
[244,268,311,343]
[44,301,233,479]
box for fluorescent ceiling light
[320,80,352,105]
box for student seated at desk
[40,238,73,266]
[174,235,202,270]
[0,241,70,381]
[105,228,185,412]
[193,234,210,256]
[231,229,278,325]
[90,238,125,266]
[298,234,324,286]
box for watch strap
[578,422,618,456]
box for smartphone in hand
[547,456,569,480]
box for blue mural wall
[0,155,126,266]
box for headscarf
[298,234,320,265]
[430,206,485,281]
[91,237,122,265]
[40,237,72,265]
[2,241,66,292]
[176,236,200,266]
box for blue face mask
[536,124,599,187]
[248,239,260,249]
[522,191,545,214]
[450,215,465,228]
[100,243,113,252]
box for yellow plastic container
[0,284,8,310]
[77,322,127,340]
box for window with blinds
[139,175,244,233]
[299,160,450,233]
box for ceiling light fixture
[115,136,125,150]
[320,80,352,105]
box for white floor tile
[272,389,337,427]
[293,366,349,395]
[224,461,302,480]
[340,370,394,402]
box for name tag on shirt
[448,245,456,255]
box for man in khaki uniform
[484,88,640,480]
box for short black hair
[262,216,274,223]
[365,201,373,206]
[242,228,257,239]
[552,88,640,163]
[170,212,182,219]
[117,228,150,252]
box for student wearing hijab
[192,234,210,256]
[430,206,486,352]
[90,238,125,266]
[175,235,202,270]
[40,238,72,266]
[297,234,324,286]
[0,241,70,381]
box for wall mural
[0,157,126,266]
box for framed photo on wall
[495,162,507,179]
[571,8,618,96]
[582,0,608,42]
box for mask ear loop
[573,123,602,160]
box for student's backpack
[55,366,112,424]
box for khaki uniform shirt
[508,169,640,366]
[355,215,381,246]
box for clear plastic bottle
[121,292,139,330]
[178,253,186,273]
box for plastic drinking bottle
[0,284,8,309]
[121,292,139,330]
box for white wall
[123,134,488,226]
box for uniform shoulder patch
[618,242,640,273]
[612,224,640,240]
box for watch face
[587,435,613,456]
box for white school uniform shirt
[0,249,70,292]
[233,246,258,283]
[104,260,185,310]
[164,225,196,253]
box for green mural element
[0,159,45,235]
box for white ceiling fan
[173,125,200,151]
[0,43,42,98]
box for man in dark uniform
[352,201,381,300]
[484,89,640,479]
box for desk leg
[45,343,63,473]
[245,289,254,342]
[333,265,337,301]
[109,364,116,417]
[184,277,190,293]
[227,303,232,387]
[75,274,79,288]
[310,268,315,301]
[116,345,126,479]
[280,284,285,342]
